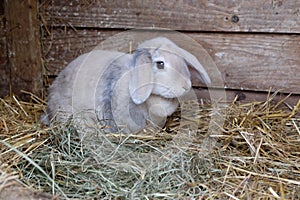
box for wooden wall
[1,0,42,99]
[1,0,300,104]
[0,0,8,98]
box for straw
[0,92,299,199]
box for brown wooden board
[196,33,300,94]
[5,0,43,98]
[0,15,9,97]
[195,87,300,107]
[42,28,300,94]
[41,0,300,33]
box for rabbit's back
[46,50,126,124]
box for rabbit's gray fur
[43,37,211,133]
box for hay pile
[0,92,299,199]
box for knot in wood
[231,15,239,23]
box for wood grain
[42,29,300,94]
[194,87,300,107]
[5,0,43,98]
[194,33,300,94]
[41,0,300,33]
[0,15,9,97]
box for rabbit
[43,37,211,134]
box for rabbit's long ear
[129,49,154,104]
[177,48,211,85]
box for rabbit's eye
[156,61,165,69]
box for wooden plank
[42,29,300,94]
[42,28,120,77]
[0,0,3,15]
[194,88,300,107]
[0,14,9,97]
[41,0,300,33]
[5,0,43,98]
[193,33,300,94]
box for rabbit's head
[129,37,211,105]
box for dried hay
[0,92,299,199]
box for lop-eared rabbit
[43,37,211,134]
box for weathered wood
[41,0,300,33]
[0,0,3,15]
[194,88,300,107]
[5,0,43,98]
[0,14,9,97]
[196,33,300,94]
[42,29,300,94]
[41,28,120,77]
